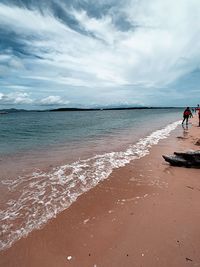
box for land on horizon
[0,106,184,113]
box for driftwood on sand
[163,150,200,168]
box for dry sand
[0,117,200,267]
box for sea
[0,109,182,250]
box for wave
[0,120,181,251]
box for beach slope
[0,118,200,267]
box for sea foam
[0,120,181,250]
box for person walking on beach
[182,107,192,125]
[195,104,200,126]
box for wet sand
[0,117,200,267]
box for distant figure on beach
[195,104,200,126]
[182,107,192,125]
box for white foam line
[0,120,181,251]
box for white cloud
[0,3,68,35]
[0,92,33,105]
[39,95,69,106]
[72,9,117,44]
[0,92,69,106]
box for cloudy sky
[0,0,200,109]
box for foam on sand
[0,120,181,251]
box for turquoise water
[0,109,181,156]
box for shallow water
[0,109,182,250]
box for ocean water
[0,109,182,250]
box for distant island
[49,107,181,112]
[0,107,183,114]
[0,108,36,113]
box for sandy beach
[0,116,200,267]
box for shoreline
[0,117,200,267]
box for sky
[0,0,200,109]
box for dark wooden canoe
[162,155,192,167]
[163,150,200,167]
